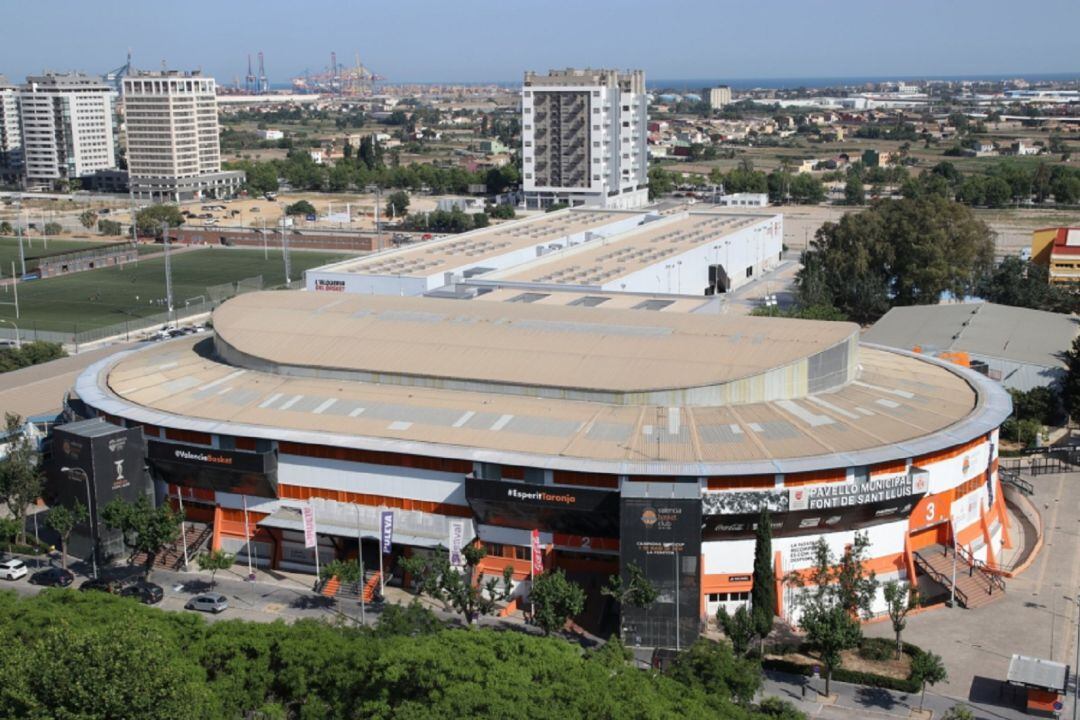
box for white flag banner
[448,520,465,567]
[302,505,317,549]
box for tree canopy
[796,197,994,324]
[0,591,802,719]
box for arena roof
[76,294,1011,476]
[211,291,857,401]
[313,208,643,280]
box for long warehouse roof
[491,212,774,286]
[313,208,643,279]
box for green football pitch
[0,246,355,332]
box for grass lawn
[0,247,354,332]
[0,237,128,274]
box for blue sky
[3,0,1078,85]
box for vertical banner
[380,510,394,554]
[530,529,544,576]
[302,504,317,549]
[449,520,465,567]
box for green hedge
[762,640,924,693]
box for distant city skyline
[3,0,1078,86]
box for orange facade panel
[276,483,472,518]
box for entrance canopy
[1007,654,1069,693]
[258,498,475,549]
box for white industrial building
[717,193,768,208]
[521,68,648,211]
[305,208,782,298]
[18,72,117,190]
[122,70,244,202]
[0,76,22,178]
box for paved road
[864,471,1080,718]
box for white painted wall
[277,454,467,506]
[603,215,783,295]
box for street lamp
[59,466,97,579]
[0,319,19,349]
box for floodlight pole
[162,222,173,322]
[1072,595,1079,720]
[10,262,19,319]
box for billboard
[146,439,278,497]
[48,419,148,562]
[620,481,701,650]
[465,477,619,538]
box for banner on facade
[449,520,465,567]
[302,505,316,549]
[381,510,394,555]
[530,529,543,576]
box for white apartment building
[122,70,244,202]
[707,86,732,109]
[0,76,22,178]
[19,73,116,189]
[522,68,648,210]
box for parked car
[79,577,121,594]
[0,559,27,581]
[185,593,228,613]
[120,581,164,605]
[29,567,74,587]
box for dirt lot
[768,647,912,681]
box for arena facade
[67,290,1011,649]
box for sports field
[0,247,355,332]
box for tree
[0,221,11,235]
[0,517,18,556]
[197,549,235,587]
[385,190,409,218]
[882,580,916,659]
[797,197,994,324]
[667,639,763,707]
[372,599,443,638]
[98,219,122,236]
[0,413,42,545]
[488,203,516,220]
[43,222,63,236]
[788,534,878,696]
[471,212,489,229]
[982,176,1012,208]
[941,704,975,720]
[100,495,181,578]
[976,256,1075,314]
[78,210,99,230]
[911,651,947,712]
[843,176,865,205]
[1063,336,1080,423]
[601,561,658,610]
[321,557,362,585]
[716,605,756,655]
[529,568,586,636]
[284,200,316,216]
[135,205,184,237]
[399,544,512,626]
[751,506,776,654]
[45,501,87,570]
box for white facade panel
[278,454,467,506]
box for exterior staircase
[131,523,213,571]
[317,571,381,602]
[913,543,1005,609]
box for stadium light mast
[279,210,292,288]
[162,222,174,322]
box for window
[569,296,610,307]
[593,108,600,114]
[623,105,630,111]
[622,121,630,127]
[746,266,753,278]
[508,292,550,304]
[593,141,600,148]
[633,299,674,311]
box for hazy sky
[3,0,1078,85]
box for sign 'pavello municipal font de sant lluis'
[788,470,929,512]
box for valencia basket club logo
[962,456,971,475]
[641,508,658,527]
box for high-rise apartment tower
[122,70,244,202]
[521,68,648,210]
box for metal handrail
[955,543,1007,594]
[914,550,969,607]
[999,467,1034,495]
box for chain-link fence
[0,274,269,350]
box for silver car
[185,593,228,613]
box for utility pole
[10,262,19,319]
[674,545,681,652]
[16,212,25,277]
[1072,595,1079,720]
[162,222,173,323]
[280,221,292,288]
[129,187,139,267]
